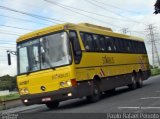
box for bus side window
[105,36,113,52]
[133,41,138,53]
[143,43,147,54]
[99,35,106,51]
[118,39,124,53]
[130,41,136,53]
[69,31,82,64]
[139,42,146,54]
[92,34,106,52]
[135,41,140,53]
[112,38,119,52]
[92,34,100,51]
[127,41,132,53]
[122,39,129,53]
[80,32,94,51]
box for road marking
[140,97,160,100]
[141,107,160,109]
[118,107,160,110]
[118,107,140,109]
[155,91,160,93]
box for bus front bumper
[20,82,92,106]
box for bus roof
[16,23,144,42]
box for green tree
[0,75,17,91]
[154,0,160,14]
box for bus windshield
[17,32,71,74]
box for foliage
[0,75,17,91]
[154,0,160,14]
[0,93,20,102]
[149,64,153,69]
[151,68,160,76]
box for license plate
[42,97,51,102]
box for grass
[0,93,20,110]
[151,68,160,76]
[0,93,20,102]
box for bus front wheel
[45,101,59,109]
[87,80,101,102]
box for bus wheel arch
[87,75,101,102]
[45,101,59,109]
[93,75,101,82]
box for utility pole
[146,24,160,67]
[121,28,129,34]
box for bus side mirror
[7,52,11,65]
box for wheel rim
[139,78,142,84]
[93,86,98,95]
[138,77,143,87]
[132,77,136,84]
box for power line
[0,5,65,24]
[0,42,16,45]
[44,0,141,24]
[85,0,145,25]
[44,0,122,28]
[0,40,15,42]
[92,0,141,14]
[0,43,15,45]
[0,31,21,36]
[0,29,25,35]
[0,24,33,31]
[0,14,50,26]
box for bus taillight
[71,79,77,86]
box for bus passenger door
[69,30,82,64]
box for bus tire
[104,88,116,95]
[45,101,59,109]
[128,76,137,90]
[87,80,100,102]
[137,73,143,88]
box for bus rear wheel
[45,101,59,109]
[128,76,137,90]
[137,74,143,88]
[87,80,101,102]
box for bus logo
[41,86,46,91]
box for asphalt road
[2,75,160,114]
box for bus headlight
[60,81,72,87]
[60,82,65,87]
[66,81,72,86]
[20,88,29,95]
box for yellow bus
[8,23,150,109]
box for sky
[0,0,160,76]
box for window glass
[40,32,70,69]
[130,41,136,53]
[19,47,29,74]
[118,39,125,53]
[112,38,120,52]
[70,31,82,64]
[99,35,106,51]
[70,31,81,52]
[105,36,114,52]
[143,43,147,54]
[92,34,100,51]
[80,32,94,51]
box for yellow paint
[16,23,150,97]
[17,66,75,95]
